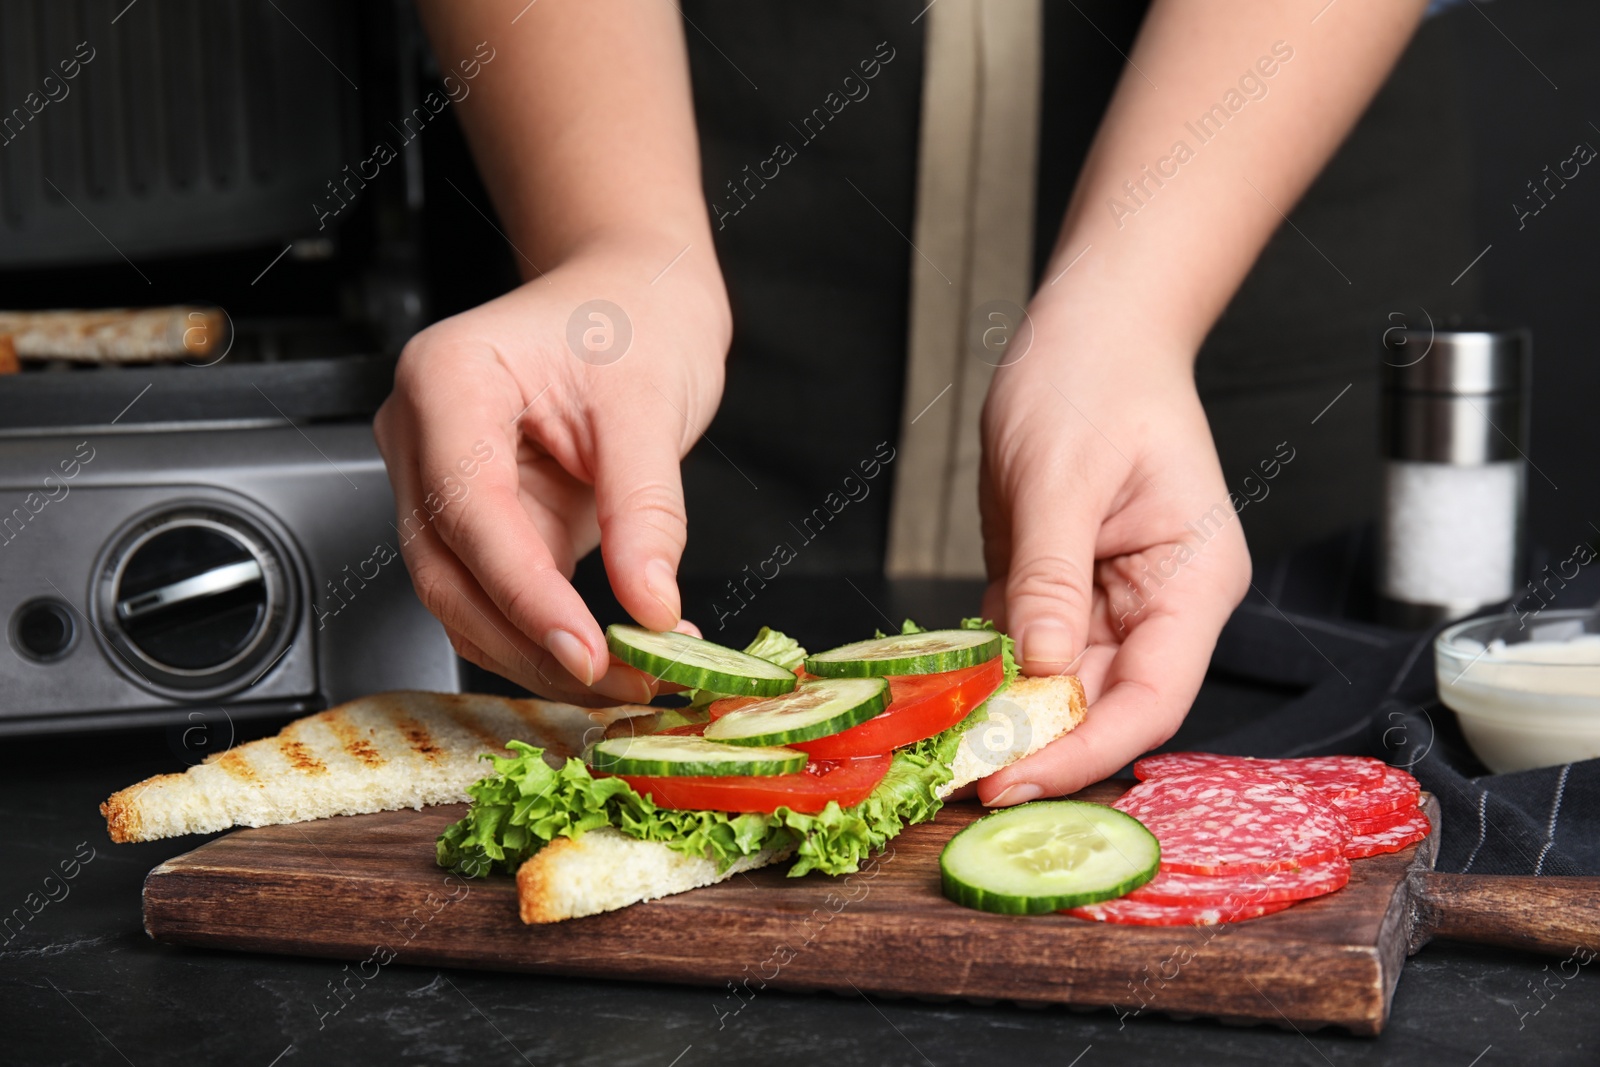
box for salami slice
[1347,802,1422,836]
[1332,765,1421,824]
[1132,752,1252,779]
[1134,752,1387,801]
[1114,772,1351,875]
[1065,896,1296,927]
[1125,856,1351,908]
[1345,808,1431,858]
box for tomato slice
[709,656,1003,759]
[616,753,892,814]
[614,657,1001,813]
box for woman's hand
[969,0,1427,800]
[975,319,1251,803]
[374,242,730,706]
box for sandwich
[99,620,1086,930]
[435,620,1087,923]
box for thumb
[593,415,689,632]
[999,464,1105,675]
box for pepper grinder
[1379,325,1530,628]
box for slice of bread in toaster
[100,691,640,844]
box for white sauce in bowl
[1436,623,1600,773]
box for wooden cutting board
[141,784,1598,1035]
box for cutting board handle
[1410,871,1600,956]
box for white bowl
[1435,609,1600,773]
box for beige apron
[886,0,1044,578]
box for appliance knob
[97,506,297,696]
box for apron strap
[886,0,1043,578]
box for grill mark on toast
[326,715,386,768]
[441,705,510,756]
[278,738,328,774]
[396,717,444,762]
[215,749,259,782]
[510,703,575,759]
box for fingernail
[1020,621,1074,667]
[593,668,654,705]
[645,558,680,621]
[987,783,1043,807]
[546,629,596,687]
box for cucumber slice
[588,734,807,777]
[805,628,1002,677]
[606,625,799,696]
[703,678,890,746]
[940,801,1160,914]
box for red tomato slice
[616,753,892,814]
[709,656,1003,759]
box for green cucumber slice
[703,678,890,746]
[940,801,1160,914]
[606,625,799,696]
[588,734,807,777]
[805,628,1002,677]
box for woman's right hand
[374,240,731,706]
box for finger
[976,614,1213,802]
[378,397,546,692]
[593,659,664,704]
[408,382,609,686]
[514,440,599,576]
[591,408,690,632]
[443,625,604,705]
[385,419,626,700]
[978,550,1242,804]
[421,553,594,701]
[1067,642,1118,704]
[424,548,655,706]
[995,451,1109,676]
[943,782,978,802]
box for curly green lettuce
[437,618,1018,880]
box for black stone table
[4,576,1597,1066]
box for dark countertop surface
[3,576,1597,1066]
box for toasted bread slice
[937,673,1088,798]
[516,673,1088,922]
[100,691,642,844]
[517,829,793,924]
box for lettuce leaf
[437,618,1016,880]
[741,625,808,672]
[780,746,950,876]
[435,742,800,878]
[436,742,959,880]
